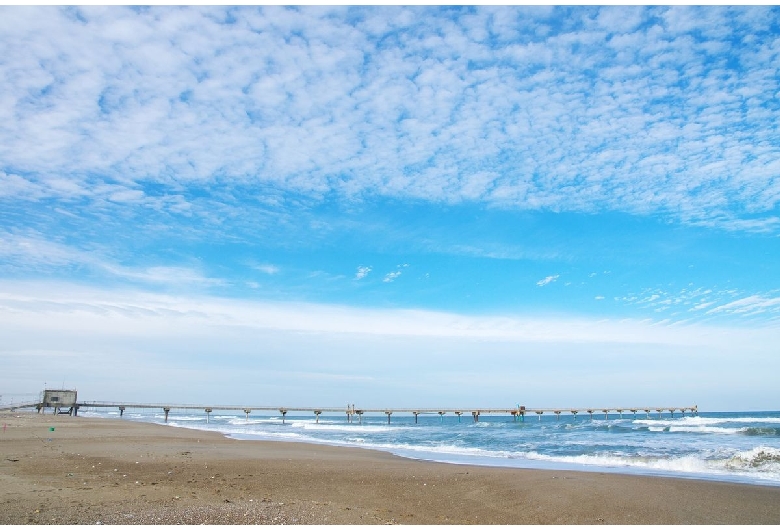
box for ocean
[78,408,780,487]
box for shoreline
[96,408,780,489]
[2,411,780,524]
[229,429,780,490]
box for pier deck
[32,401,698,424]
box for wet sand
[2,411,779,525]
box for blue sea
[78,408,780,487]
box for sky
[1,6,779,411]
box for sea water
[78,408,780,487]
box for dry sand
[1,411,780,525]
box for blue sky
[1,6,779,410]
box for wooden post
[385,411,392,424]
[414,412,419,424]
[205,408,212,424]
[163,407,170,423]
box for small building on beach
[40,389,78,415]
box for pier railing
[37,401,699,424]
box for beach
[2,411,780,525]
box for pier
[32,401,698,423]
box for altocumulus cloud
[0,6,778,231]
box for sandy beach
[1,411,779,525]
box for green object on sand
[49,427,55,431]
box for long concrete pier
[60,401,698,424]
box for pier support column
[669,409,675,418]
[656,409,663,419]
[119,406,125,417]
[244,409,251,421]
[73,405,79,417]
[587,410,594,420]
[644,409,650,419]
[455,412,462,423]
[413,412,419,424]
[314,410,321,424]
[472,411,479,423]
[385,411,392,424]
[439,412,445,423]
[554,411,561,421]
[356,411,363,425]
[631,409,637,419]
[163,408,170,423]
[280,409,287,424]
[571,411,578,421]
[603,410,609,420]
[617,409,623,419]
[536,411,543,422]
[205,408,212,424]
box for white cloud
[706,295,780,316]
[536,274,559,287]
[0,7,778,233]
[383,271,402,283]
[355,266,371,280]
[253,264,280,275]
[0,230,223,288]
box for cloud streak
[537,275,559,287]
[2,281,776,348]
